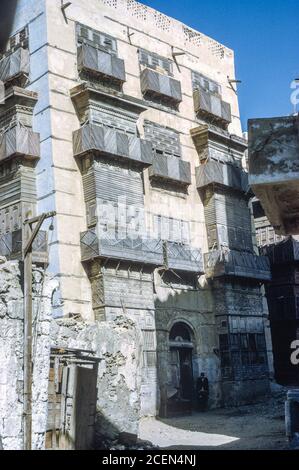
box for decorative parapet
[80,229,164,266]
[163,241,204,274]
[73,123,153,167]
[141,68,182,106]
[77,43,126,85]
[248,116,299,235]
[100,0,232,62]
[204,249,271,282]
[149,154,191,186]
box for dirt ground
[139,395,289,450]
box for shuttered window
[152,215,190,244]
[144,120,181,158]
[192,71,221,96]
[139,48,173,76]
[76,23,117,55]
[1,27,29,58]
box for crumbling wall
[0,259,59,450]
[49,316,142,442]
[0,260,143,450]
[0,259,24,450]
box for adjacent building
[249,115,299,386]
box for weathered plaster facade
[248,115,299,235]
[0,0,273,448]
[0,259,143,449]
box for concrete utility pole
[23,211,56,451]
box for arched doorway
[167,322,194,416]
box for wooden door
[74,366,98,450]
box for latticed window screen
[1,26,29,58]
[76,23,118,55]
[220,332,267,370]
[144,120,181,158]
[152,215,190,244]
[139,48,173,76]
[192,71,221,96]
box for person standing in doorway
[196,372,209,411]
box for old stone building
[0,0,273,449]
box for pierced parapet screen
[0,48,30,85]
[139,48,173,76]
[144,120,181,157]
[204,249,271,281]
[76,23,118,55]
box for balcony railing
[196,159,248,193]
[204,249,271,281]
[193,89,231,126]
[73,123,153,166]
[164,241,204,273]
[81,229,164,266]
[0,229,48,264]
[141,68,182,106]
[149,154,191,186]
[0,48,29,84]
[77,43,126,85]
[0,124,40,163]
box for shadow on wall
[0,0,18,53]
[152,271,221,418]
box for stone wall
[50,316,142,442]
[0,259,143,450]
[0,259,24,450]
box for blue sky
[142,0,298,131]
